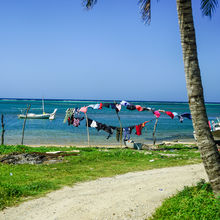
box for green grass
[0,144,202,210]
[149,179,220,220]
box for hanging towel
[88,104,100,109]
[142,107,153,111]
[116,104,121,112]
[173,112,178,117]
[110,104,116,109]
[120,100,130,106]
[88,104,95,109]
[91,120,98,128]
[126,105,136,110]
[79,106,88,113]
[165,111,174,119]
[135,124,142,136]
[99,103,103,109]
[136,105,144,111]
[181,113,192,120]
[103,103,110,108]
[153,111,161,118]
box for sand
[25,139,197,149]
[0,163,208,220]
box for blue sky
[0,0,219,101]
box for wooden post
[21,105,31,145]
[153,118,159,145]
[85,112,90,147]
[116,113,123,147]
[114,101,123,147]
[1,114,5,145]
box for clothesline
[64,103,192,145]
[66,112,155,140]
[77,100,192,122]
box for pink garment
[165,111,174,119]
[136,105,143,111]
[153,111,161,118]
[79,106,88,114]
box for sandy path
[0,164,208,220]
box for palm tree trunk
[176,0,220,197]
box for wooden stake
[85,112,90,147]
[21,105,31,145]
[1,114,5,145]
[114,101,123,147]
[116,113,123,147]
[153,118,159,145]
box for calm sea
[0,99,219,146]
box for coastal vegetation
[150,180,220,220]
[0,144,201,210]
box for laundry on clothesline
[86,117,152,140]
[63,108,84,127]
[64,108,154,140]
[73,100,192,123]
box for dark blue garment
[123,128,131,140]
[110,104,117,109]
[178,113,192,123]
[181,113,192,120]
[126,105,136,110]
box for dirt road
[0,163,208,220]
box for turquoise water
[0,99,219,146]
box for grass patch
[0,144,202,210]
[149,179,220,220]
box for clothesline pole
[117,113,123,147]
[114,101,123,147]
[85,112,90,147]
[152,118,158,145]
[1,114,5,145]
[21,104,31,145]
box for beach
[24,139,197,149]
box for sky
[0,0,219,102]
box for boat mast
[42,98,45,114]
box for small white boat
[18,99,57,120]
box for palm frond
[139,0,151,24]
[82,0,97,9]
[201,0,218,18]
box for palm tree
[82,0,220,197]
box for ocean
[0,99,219,146]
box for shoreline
[23,139,196,148]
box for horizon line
[0,97,219,104]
